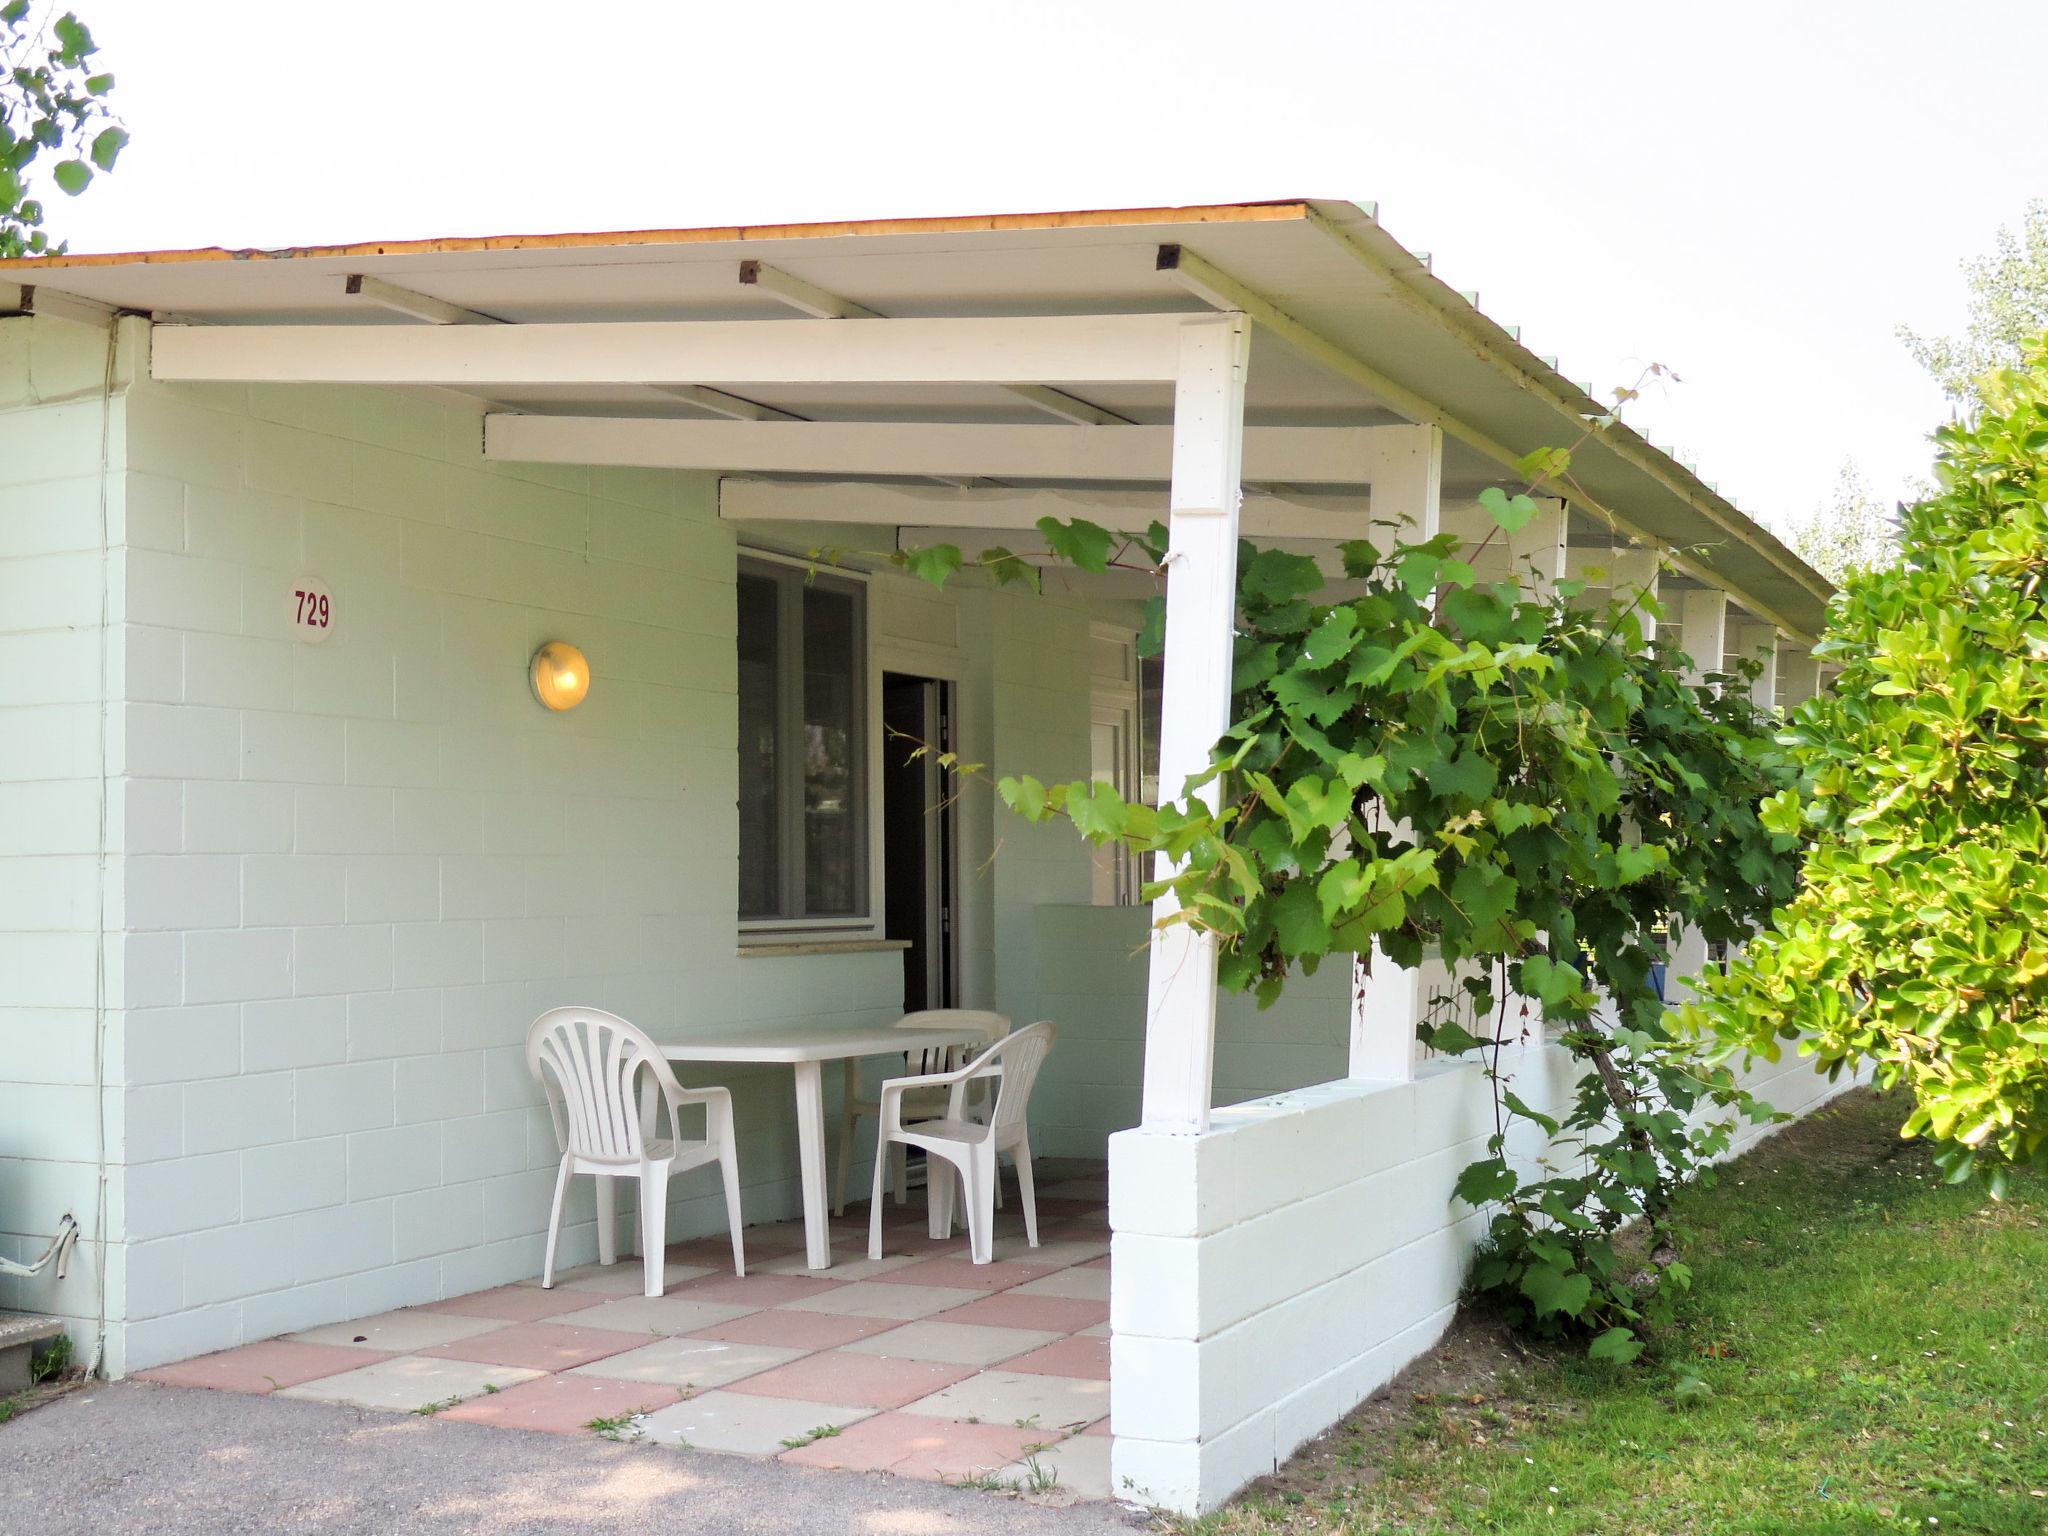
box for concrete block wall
[1107,1039,1858,1513]
[0,320,1110,1374]
[0,316,130,1354]
[80,346,948,1373]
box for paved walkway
[122,1174,1123,1505]
[0,1380,1144,1536]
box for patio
[131,1167,1116,1503]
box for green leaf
[1520,1262,1593,1319]
[898,544,962,589]
[997,775,1049,821]
[51,159,91,196]
[1588,1327,1644,1364]
[1453,1157,1518,1206]
[1478,485,1539,533]
[89,126,128,172]
[1035,516,1115,573]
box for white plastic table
[659,1021,986,1270]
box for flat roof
[0,198,1830,637]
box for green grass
[1183,1090,2046,1536]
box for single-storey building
[0,199,1845,1510]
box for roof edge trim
[0,200,1314,272]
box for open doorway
[880,673,956,1012]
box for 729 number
[294,589,330,628]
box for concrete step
[0,1312,67,1393]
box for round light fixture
[530,641,590,712]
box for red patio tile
[778,1410,1045,1479]
[1081,1415,1111,1436]
[880,1257,1052,1293]
[726,1349,974,1410]
[1000,1335,1111,1380]
[421,1322,648,1372]
[690,1310,904,1351]
[1078,1255,1111,1271]
[422,1285,588,1323]
[931,1293,1109,1333]
[135,1340,392,1396]
[673,1271,844,1306]
[437,1371,681,1433]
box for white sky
[38,0,2048,535]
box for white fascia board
[487,415,1432,487]
[149,313,1193,387]
[719,478,1368,541]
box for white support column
[1365,422,1441,540]
[1670,589,1730,996]
[1347,436,1443,1084]
[1442,495,1566,593]
[1138,314,1252,1132]
[1732,621,1780,711]
[1610,547,1662,649]
[1677,589,1729,687]
[1778,643,1822,707]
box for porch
[0,199,1841,1515]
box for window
[737,559,868,924]
[1087,628,1164,906]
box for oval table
[659,1021,987,1270]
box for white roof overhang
[0,198,1830,638]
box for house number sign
[290,577,336,643]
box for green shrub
[1683,342,2048,1190]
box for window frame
[736,553,874,935]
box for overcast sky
[34,0,2048,535]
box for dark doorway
[880,673,956,1013]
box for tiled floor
[136,1170,1117,1502]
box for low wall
[1106,1037,1857,1513]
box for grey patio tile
[779,1281,981,1321]
[839,1320,1059,1367]
[989,1236,1109,1266]
[569,1335,806,1390]
[755,1249,924,1282]
[1005,1430,1115,1502]
[1010,1267,1110,1301]
[277,1355,542,1414]
[544,1295,759,1336]
[636,1390,875,1455]
[286,1310,504,1353]
[899,1367,1110,1432]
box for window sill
[737,938,912,959]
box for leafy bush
[1682,343,2048,1192]
[965,484,1799,1357]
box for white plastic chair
[867,1021,1056,1265]
[526,1006,745,1297]
[832,1008,1010,1217]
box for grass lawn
[1177,1088,2046,1536]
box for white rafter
[739,261,1131,428]
[485,415,1434,493]
[341,274,803,423]
[718,477,1367,540]
[151,313,1193,388]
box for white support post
[1670,588,1730,997]
[1364,422,1441,540]
[1138,313,1251,1133]
[1778,643,1821,707]
[1732,621,1780,711]
[1677,589,1729,687]
[1610,547,1663,649]
[1346,433,1443,1084]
